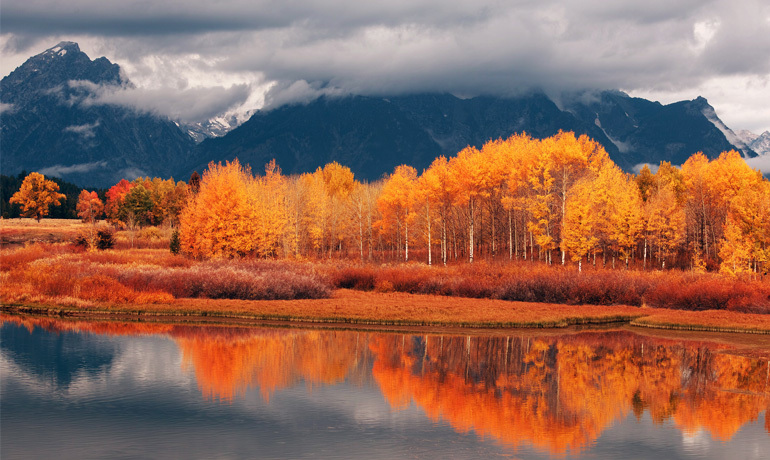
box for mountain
[737,130,770,156]
[3,43,757,186]
[561,91,757,167]
[185,91,756,180]
[182,113,252,143]
[0,42,195,188]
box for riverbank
[4,288,770,335]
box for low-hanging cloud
[0,102,16,115]
[63,121,100,138]
[745,154,770,176]
[38,160,108,177]
[69,80,251,123]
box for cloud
[263,80,348,110]
[63,121,100,138]
[69,80,251,123]
[0,102,15,114]
[38,160,108,177]
[632,163,660,174]
[1,0,769,131]
[745,154,770,176]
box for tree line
[8,131,769,274]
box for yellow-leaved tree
[561,178,598,272]
[9,172,66,221]
[377,165,417,261]
[179,159,258,259]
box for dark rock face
[187,92,623,180]
[1,42,195,188]
[187,91,752,180]
[562,91,756,167]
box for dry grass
[1,242,331,304]
[7,289,770,334]
[3,289,645,328]
[1,218,91,245]
[631,310,770,334]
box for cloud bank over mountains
[1,0,769,132]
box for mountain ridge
[1,42,196,188]
[1,42,759,187]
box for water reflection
[2,315,768,457]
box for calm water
[1,316,769,459]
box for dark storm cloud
[0,1,500,36]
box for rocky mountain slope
[0,42,195,187]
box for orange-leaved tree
[104,179,134,226]
[561,178,598,272]
[9,172,66,221]
[76,190,104,224]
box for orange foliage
[175,328,363,402]
[76,190,104,223]
[369,332,769,454]
[9,172,66,221]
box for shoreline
[3,288,770,336]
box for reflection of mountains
[4,315,768,454]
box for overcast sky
[1,0,769,133]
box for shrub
[329,266,377,290]
[169,230,181,255]
[96,227,115,250]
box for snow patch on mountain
[594,115,632,153]
[738,130,770,156]
[700,104,753,157]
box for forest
[80,131,768,276]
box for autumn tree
[644,182,685,269]
[449,147,488,263]
[719,174,770,274]
[76,190,104,224]
[9,172,66,221]
[179,159,259,258]
[561,178,598,272]
[378,165,417,261]
[321,162,356,257]
[104,179,134,226]
[179,159,288,259]
[252,159,288,258]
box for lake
[1,315,768,459]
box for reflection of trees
[369,332,770,454]
[3,315,768,452]
[173,328,370,402]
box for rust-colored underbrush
[2,243,767,314]
[1,243,330,305]
[323,261,769,313]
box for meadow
[2,218,769,333]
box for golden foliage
[9,172,66,221]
